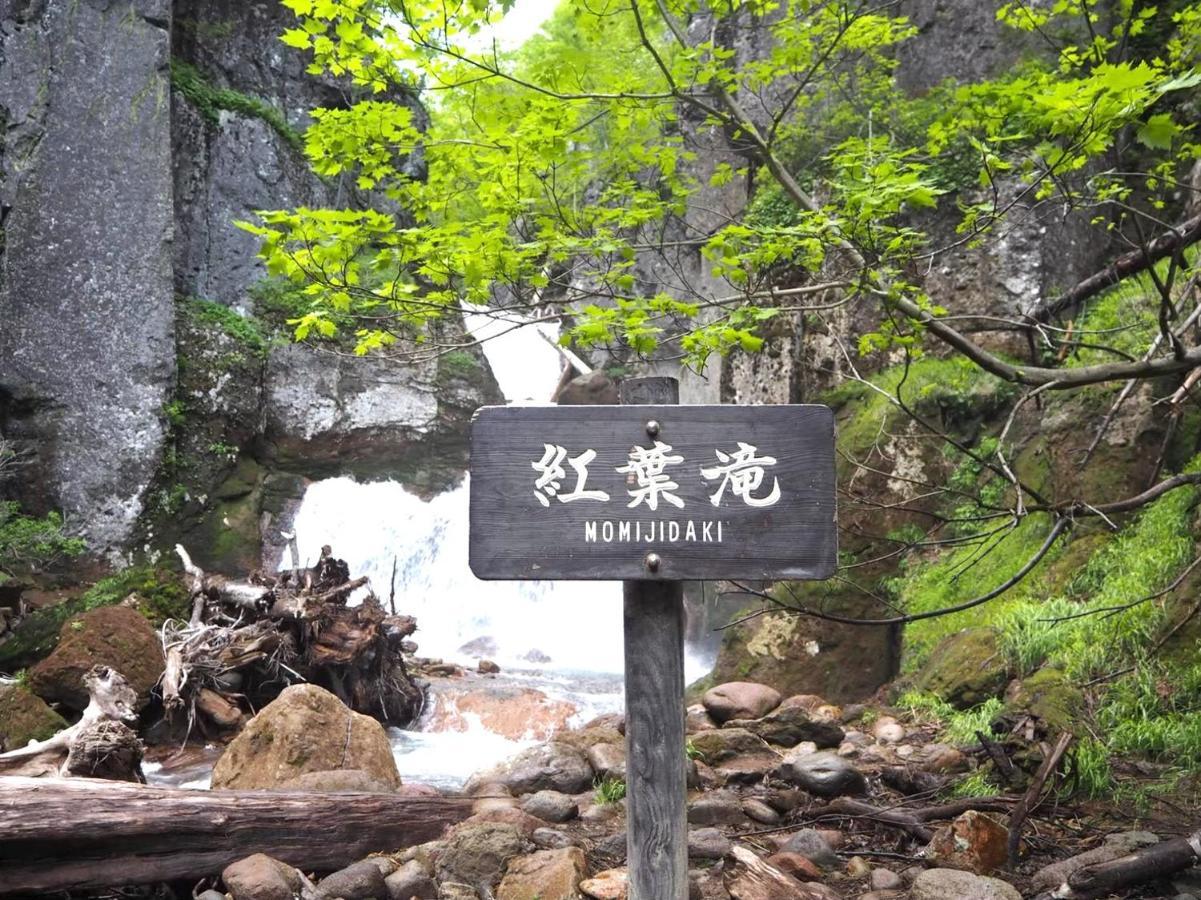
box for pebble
[741,798,782,825]
[872,716,905,743]
[846,855,871,877]
[778,828,840,869]
[521,789,578,823]
[871,868,903,891]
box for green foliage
[593,776,627,805]
[950,770,1002,798]
[170,60,303,152]
[440,350,482,378]
[0,501,86,577]
[898,690,1004,745]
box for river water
[145,311,726,791]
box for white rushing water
[267,311,718,788]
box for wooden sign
[469,403,836,581]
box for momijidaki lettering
[583,519,725,544]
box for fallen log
[0,776,472,894]
[1034,828,1201,900]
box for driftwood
[0,775,472,894]
[0,666,142,780]
[161,540,423,735]
[1008,732,1074,866]
[1034,829,1201,899]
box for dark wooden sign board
[469,403,836,581]
[468,379,837,900]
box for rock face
[0,0,501,565]
[211,684,401,790]
[0,682,67,751]
[0,0,176,554]
[29,607,163,712]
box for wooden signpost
[469,377,837,900]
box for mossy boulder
[0,682,67,751]
[211,684,401,790]
[1001,667,1083,735]
[29,606,164,712]
[912,627,1008,709]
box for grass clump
[593,776,627,806]
[170,60,303,152]
[899,690,1004,744]
[0,501,86,578]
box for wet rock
[424,683,576,742]
[702,682,782,723]
[581,868,627,899]
[586,741,627,780]
[30,607,162,711]
[689,827,733,860]
[912,627,1008,709]
[316,860,387,900]
[910,868,1020,900]
[522,790,578,823]
[775,750,867,797]
[0,682,67,751]
[479,660,501,675]
[729,705,845,749]
[497,847,587,900]
[465,742,593,796]
[212,684,400,790]
[741,798,781,825]
[763,852,822,881]
[436,822,527,891]
[222,854,302,900]
[688,791,747,826]
[690,728,773,764]
[776,829,839,870]
[1030,831,1160,892]
[386,859,437,900]
[926,810,1009,874]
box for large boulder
[29,606,163,711]
[0,682,67,751]
[211,684,400,790]
[465,742,593,796]
[702,682,782,723]
[912,627,1009,709]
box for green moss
[821,355,1016,461]
[911,627,1008,708]
[170,59,303,152]
[441,350,482,378]
[181,297,269,358]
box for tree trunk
[0,776,472,894]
